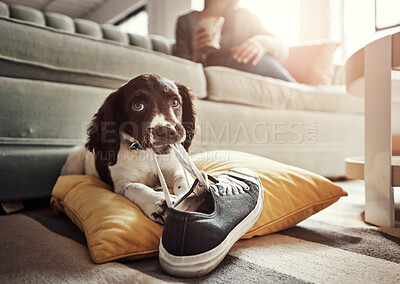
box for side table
[345,31,400,227]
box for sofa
[1,2,395,202]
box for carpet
[0,180,399,283]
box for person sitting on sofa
[173,0,295,82]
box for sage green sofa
[1,2,375,202]
[0,3,207,201]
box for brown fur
[85,74,196,185]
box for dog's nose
[153,126,177,141]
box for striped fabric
[0,180,399,283]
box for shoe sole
[159,168,264,277]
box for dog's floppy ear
[86,90,121,167]
[176,83,196,151]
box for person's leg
[213,54,296,82]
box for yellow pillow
[51,150,347,263]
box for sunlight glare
[238,0,300,45]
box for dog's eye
[132,103,144,111]
[172,99,180,108]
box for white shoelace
[152,144,249,208]
[209,175,249,196]
[152,143,209,208]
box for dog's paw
[150,195,178,225]
[151,199,168,224]
[121,184,178,225]
[150,212,165,225]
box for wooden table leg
[364,35,395,227]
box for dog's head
[86,74,196,166]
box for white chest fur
[110,143,183,188]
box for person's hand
[231,37,266,66]
[192,26,211,63]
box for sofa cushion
[204,66,363,113]
[45,12,75,33]
[75,18,102,38]
[10,4,45,26]
[0,77,110,141]
[150,34,173,55]
[0,1,9,17]
[101,24,129,44]
[191,99,364,177]
[129,33,153,49]
[0,17,207,98]
[282,42,339,85]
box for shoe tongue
[173,180,215,214]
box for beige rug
[0,180,399,283]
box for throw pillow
[282,42,339,85]
[51,150,347,263]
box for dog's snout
[153,126,177,141]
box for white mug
[198,16,225,53]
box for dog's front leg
[114,180,176,224]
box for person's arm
[230,12,289,64]
[173,15,211,64]
[191,27,211,63]
[250,13,289,62]
[252,34,289,62]
[173,16,193,61]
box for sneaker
[159,167,263,277]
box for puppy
[61,74,196,224]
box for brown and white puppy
[61,74,196,224]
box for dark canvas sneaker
[158,167,263,277]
